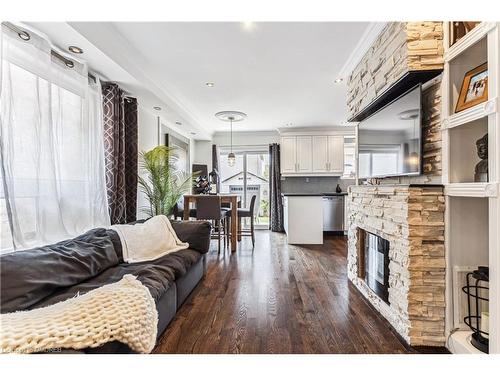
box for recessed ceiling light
[68,46,83,54]
[190,132,197,135]
[333,77,344,84]
[205,82,215,87]
[175,121,182,126]
[242,22,256,31]
[153,106,161,111]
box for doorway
[218,147,269,229]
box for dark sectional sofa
[0,220,212,354]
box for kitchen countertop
[281,192,347,196]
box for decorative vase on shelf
[335,184,342,193]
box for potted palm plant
[138,145,196,217]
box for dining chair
[173,196,197,220]
[226,195,257,248]
[196,195,229,253]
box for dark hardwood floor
[154,231,413,354]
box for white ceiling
[109,22,369,133]
[26,22,378,138]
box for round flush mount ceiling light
[68,46,83,54]
[242,22,256,31]
[153,106,162,111]
[205,82,215,87]
[215,111,247,122]
[333,77,343,84]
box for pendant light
[215,111,247,167]
[408,114,419,166]
[397,109,420,167]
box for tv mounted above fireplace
[358,85,422,179]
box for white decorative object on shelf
[444,182,498,198]
[481,312,490,339]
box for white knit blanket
[111,215,189,263]
[0,275,158,354]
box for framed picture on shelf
[450,21,480,46]
[455,62,488,113]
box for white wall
[193,140,213,173]
[137,107,197,219]
[137,106,160,219]
[138,106,159,154]
[212,130,279,147]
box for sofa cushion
[0,228,119,313]
[30,249,202,309]
[170,220,211,254]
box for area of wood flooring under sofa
[154,231,424,354]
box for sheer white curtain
[0,23,110,251]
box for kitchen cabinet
[283,196,289,234]
[280,131,349,176]
[280,136,297,174]
[328,135,344,173]
[296,136,312,173]
[282,194,323,244]
[280,135,313,174]
[312,136,329,172]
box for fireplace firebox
[357,229,390,304]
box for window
[343,136,356,178]
[0,24,109,251]
[359,149,400,178]
[0,178,14,253]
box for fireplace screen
[359,230,390,303]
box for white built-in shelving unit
[442,22,500,354]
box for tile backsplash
[281,176,355,194]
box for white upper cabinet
[296,136,312,173]
[312,136,329,172]
[281,136,297,173]
[280,130,352,176]
[328,136,344,173]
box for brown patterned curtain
[102,83,138,224]
[269,143,284,232]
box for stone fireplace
[347,185,446,346]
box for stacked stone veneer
[421,80,442,176]
[347,185,445,346]
[347,22,444,119]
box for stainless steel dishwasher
[323,196,344,231]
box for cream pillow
[111,215,189,263]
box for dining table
[182,194,240,252]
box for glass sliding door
[219,147,269,229]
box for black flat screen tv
[358,85,422,179]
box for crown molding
[338,22,387,80]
